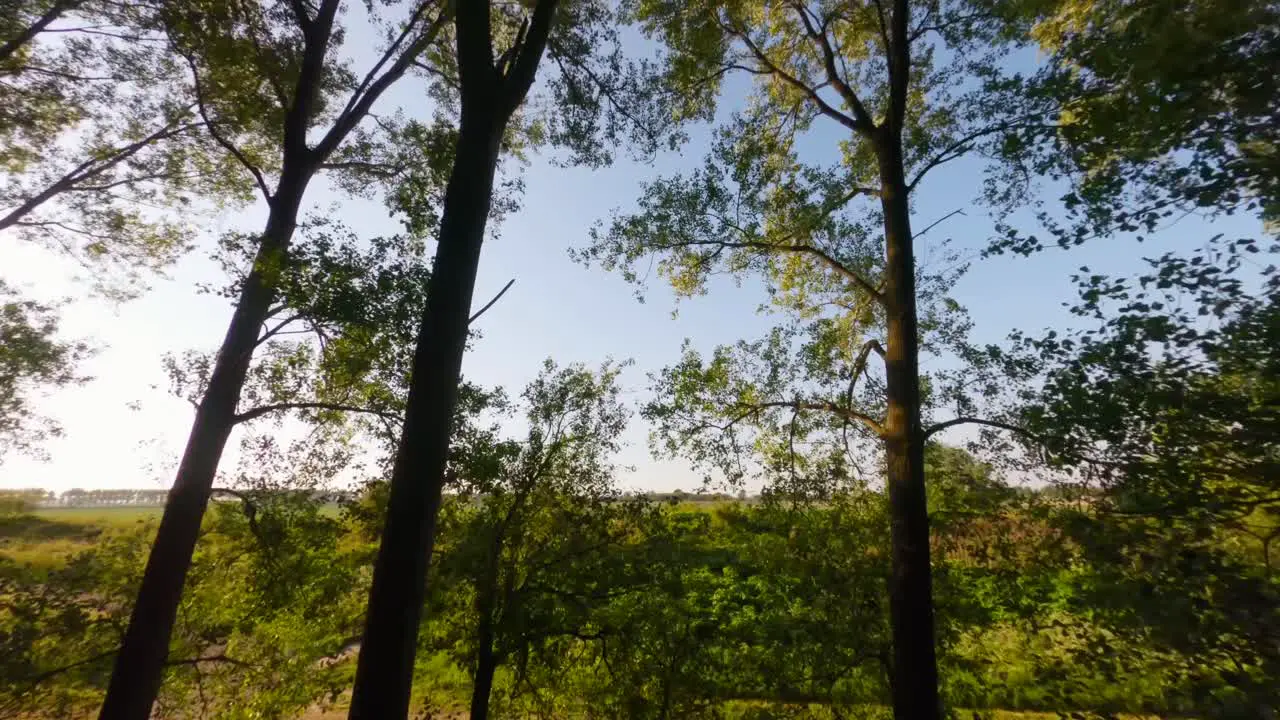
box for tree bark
[347,103,503,720]
[876,129,941,720]
[96,182,306,720]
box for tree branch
[907,120,1056,192]
[0,117,201,231]
[283,0,341,165]
[286,0,314,30]
[0,648,249,712]
[185,55,272,200]
[790,2,877,131]
[726,19,862,134]
[315,0,449,161]
[887,0,910,134]
[232,402,403,425]
[848,338,885,394]
[2,649,115,711]
[317,160,405,178]
[500,0,560,116]
[457,0,497,99]
[751,399,885,437]
[469,277,515,324]
[0,0,79,65]
[668,233,885,304]
[165,653,251,668]
[923,415,1029,442]
[913,208,965,240]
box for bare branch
[725,18,862,134]
[913,208,965,240]
[469,278,516,324]
[314,2,449,162]
[789,2,878,131]
[923,415,1029,442]
[851,338,885,386]
[256,313,302,345]
[907,120,1057,192]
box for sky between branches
[0,15,1264,493]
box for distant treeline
[0,487,755,509]
[2,485,1088,511]
[0,488,360,508]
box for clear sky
[0,11,1264,493]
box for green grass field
[32,505,164,524]
[1,506,162,567]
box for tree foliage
[0,0,253,296]
[988,0,1280,252]
[0,281,88,462]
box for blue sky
[0,9,1265,493]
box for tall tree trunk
[876,131,941,720]
[349,4,556,715]
[347,106,503,720]
[97,183,306,720]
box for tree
[348,1,673,714]
[0,0,249,297]
[99,3,451,717]
[575,1,1039,716]
[988,0,1280,252]
[421,360,642,720]
[1007,234,1280,715]
[0,281,88,462]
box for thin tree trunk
[469,640,499,720]
[468,584,500,720]
[877,131,941,720]
[97,185,305,720]
[347,107,503,720]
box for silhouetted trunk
[468,591,500,720]
[469,515,515,720]
[469,640,499,720]
[347,97,504,720]
[96,184,306,720]
[876,133,941,720]
[347,2,558,716]
[96,0,429,714]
